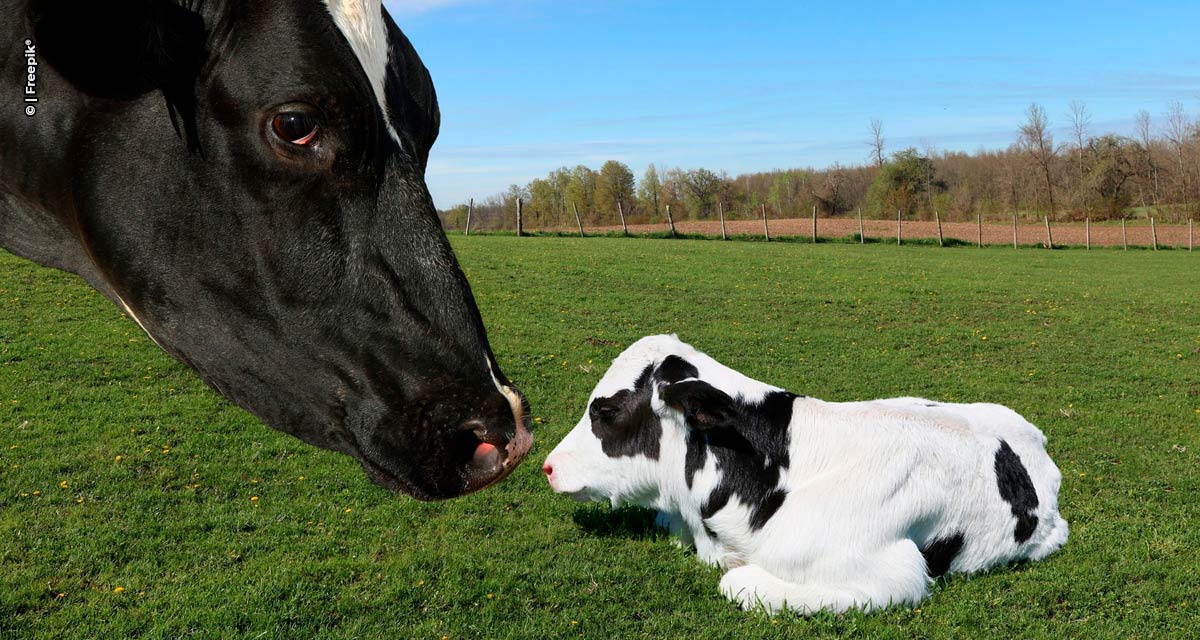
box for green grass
[1,238,1197,639]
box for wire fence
[452,200,1196,250]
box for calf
[544,335,1068,614]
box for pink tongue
[472,442,500,469]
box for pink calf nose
[542,462,553,476]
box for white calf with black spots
[543,335,1068,615]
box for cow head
[544,335,762,506]
[24,0,531,500]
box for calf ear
[31,0,207,148]
[661,380,737,431]
[382,10,440,170]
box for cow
[543,335,1068,614]
[0,0,531,501]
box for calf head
[544,335,758,507]
[15,0,532,500]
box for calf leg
[719,541,931,615]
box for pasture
[1,237,1197,638]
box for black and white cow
[544,335,1068,614]
[0,0,531,500]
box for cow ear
[661,380,737,431]
[31,0,207,147]
[382,10,440,169]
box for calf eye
[272,111,320,145]
[589,399,620,422]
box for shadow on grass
[572,504,666,540]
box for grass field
[1,238,1198,639]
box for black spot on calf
[589,364,662,460]
[685,390,797,532]
[994,440,1040,543]
[921,532,965,578]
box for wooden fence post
[1012,213,1018,249]
[811,205,817,243]
[616,201,628,237]
[666,204,677,238]
[976,213,982,248]
[935,210,944,247]
[718,201,727,240]
[464,198,473,236]
[571,202,585,238]
[1151,217,1158,251]
[516,198,523,236]
[858,207,865,244]
[897,209,902,246]
[1122,218,1128,250]
[761,204,770,242]
[1085,217,1090,250]
[1044,216,1053,249]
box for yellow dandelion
[114,455,122,462]
[298,476,306,481]
[570,620,579,626]
[486,593,494,599]
[58,480,69,489]
[344,508,352,513]
[32,490,40,496]
[250,496,259,503]
[113,586,125,594]
[416,579,425,587]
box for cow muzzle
[347,382,533,501]
[459,384,533,495]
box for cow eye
[272,111,320,146]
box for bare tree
[1134,109,1160,207]
[1165,101,1192,210]
[923,142,938,214]
[1019,103,1058,217]
[868,118,885,168]
[1067,100,1091,211]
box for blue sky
[384,1,1200,207]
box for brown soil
[550,217,1196,248]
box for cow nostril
[542,463,553,476]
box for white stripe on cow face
[322,0,402,146]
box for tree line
[439,101,1200,231]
